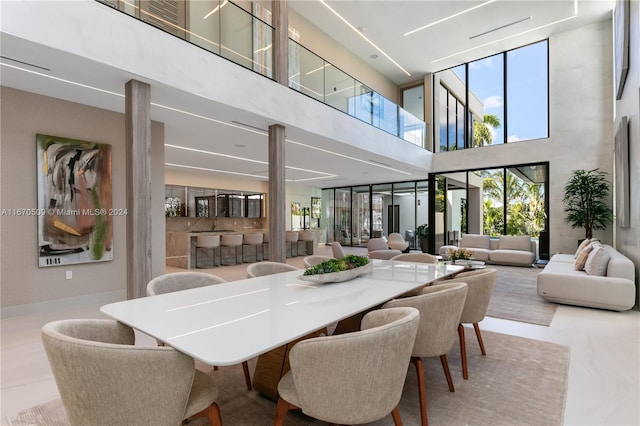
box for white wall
[433,20,615,256]
[0,88,165,309]
[614,0,640,308]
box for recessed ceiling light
[404,0,497,36]
[370,54,379,59]
[234,144,246,148]
[318,0,410,77]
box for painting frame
[36,134,113,267]
[614,117,630,227]
[614,0,630,100]
[311,197,321,219]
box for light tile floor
[2,245,639,425]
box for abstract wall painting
[614,0,629,100]
[36,134,113,267]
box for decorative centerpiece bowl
[298,255,371,284]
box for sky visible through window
[449,40,548,146]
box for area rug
[486,264,557,326]
[5,330,570,426]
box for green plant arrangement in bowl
[299,254,371,284]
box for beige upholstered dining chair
[436,268,497,380]
[246,261,298,278]
[41,319,222,426]
[274,307,420,426]
[330,241,346,258]
[303,254,332,268]
[147,271,252,391]
[391,252,439,263]
[383,282,468,426]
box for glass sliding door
[478,168,505,236]
[321,189,334,245]
[352,186,370,247]
[334,188,352,245]
[392,182,416,249]
[505,165,547,237]
[371,184,392,239]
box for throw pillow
[574,238,592,258]
[584,245,610,276]
[574,244,594,270]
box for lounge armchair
[387,232,409,252]
[367,238,401,260]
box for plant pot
[419,238,429,253]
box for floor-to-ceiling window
[429,162,548,256]
[317,168,544,253]
[434,40,548,152]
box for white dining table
[100,259,463,366]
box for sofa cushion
[490,249,535,266]
[465,248,490,261]
[574,238,592,258]
[498,235,531,251]
[574,244,594,270]
[460,234,491,249]
[584,245,610,276]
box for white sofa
[537,244,636,311]
[439,234,537,267]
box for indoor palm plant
[562,168,614,240]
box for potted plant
[416,224,429,253]
[562,168,614,240]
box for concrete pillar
[269,124,286,263]
[125,79,152,299]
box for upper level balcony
[96,0,426,147]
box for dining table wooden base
[252,328,327,401]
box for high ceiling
[0,0,615,188]
[290,0,615,85]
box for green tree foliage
[482,170,545,237]
[473,114,501,147]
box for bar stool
[220,234,243,265]
[285,231,299,258]
[242,233,264,263]
[195,235,220,268]
[262,233,270,260]
[297,230,315,256]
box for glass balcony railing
[289,39,426,147]
[97,0,275,79]
[95,0,426,147]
